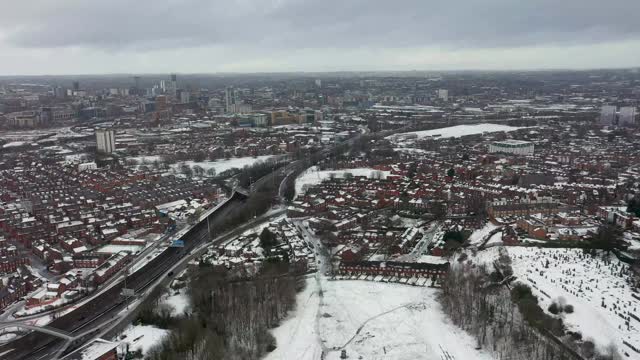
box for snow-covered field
[295,166,391,198]
[96,244,144,254]
[160,291,190,317]
[389,123,527,141]
[266,277,495,360]
[507,247,640,357]
[171,155,277,175]
[486,231,504,246]
[118,324,169,356]
[467,222,499,245]
[265,277,323,360]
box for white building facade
[619,107,637,126]
[600,105,617,126]
[96,129,115,154]
[489,140,534,156]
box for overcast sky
[1,0,639,75]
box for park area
[265,276,495,360]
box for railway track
[0,194,244,360]
[2,132,374,360]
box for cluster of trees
[237,157,288,188]
[176,163,217,178]
[146,262,301,360]
[588,224,625,255]
[440,250,621,360]
[280,171,297,201]
[627,198,640,217]
[124,157,169,171]
[548,300,574,315]
[259,228,278,248]
[161,150,230,165]
[442,230,466,252]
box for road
[395,222,441,262]
[1,230,177,325]
[0,129,396,360]
[0,190,250,360]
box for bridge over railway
[0,323,73,340]
[0,130,379,360]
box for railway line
[0,130,381,360]
[0,190,247,360]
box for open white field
[295,166,391,198]
[389,123,528,141]
[171,155,277,175]
[266,276,495,360]
[118,324,169,356]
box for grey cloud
[2,0,640,50]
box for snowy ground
[467,222,499,246]
[295,166,391,198]
[393,147,428,154]
[2,141,28,148]
[117,324,169,356]
[389,124,527,141]
[486,231,504,246]
[507,247,639,357]
[265,277,495,360]
[265,277,323,360]
[170,155,277,175]
[64,153,89,163]
[160,290,190,317]
[96,244,144,254]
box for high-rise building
[315,79,322,88]
[155,95,168,112]
[225,86,236,113]
[170,74,177,96]
[437,89,449,102]
[72,81,80,91]
[96,129,115,154]
[180,91,190,104]
[600,105,617,126]
[54,86,66,99]
[133,76,141,94]
[619,107,637,126]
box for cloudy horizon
[1,0,639,75]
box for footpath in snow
[265,276,495,360]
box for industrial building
[488,140,534,156]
